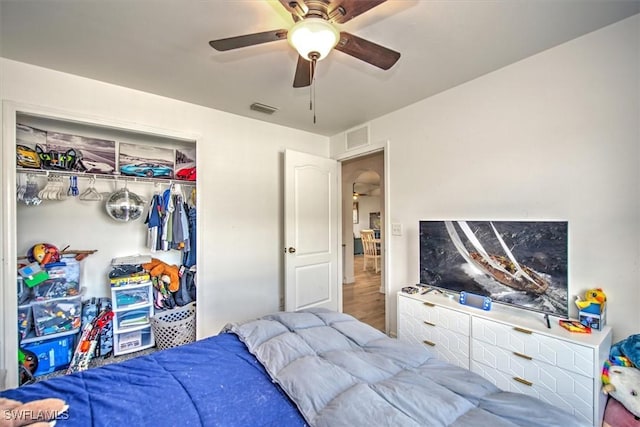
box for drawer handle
[513,327,533,335]
[513,377,533,387]
[422,340,436,347]
[513,352,532,360]
[423,302,436,307]
[423,321,436,327]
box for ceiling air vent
[345,124,370,151]
[250,102,278,115]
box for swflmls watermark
[3,408,70,421]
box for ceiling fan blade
[278,0,307,21]
[335,31,400,70]
[209,29,288,51]
[328,0,387,24]
[293,56,313,88]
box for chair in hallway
[360,229,380,273]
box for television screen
[419,220,568,318]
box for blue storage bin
[22,333,76,376]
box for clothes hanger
[79,176,103,201]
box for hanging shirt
[145,195,163,252]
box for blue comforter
[1,333,305,426]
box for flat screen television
[419,220,568,318]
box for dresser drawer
[398,295,470,368]
[399,295,470,336]
[424,326,470,369]
[399,311,470,368]
[470,358,593,426]
[472,317,595,377]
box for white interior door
[284,149,340,312]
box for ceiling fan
[209,0,401,88]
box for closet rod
[16,167,195,187]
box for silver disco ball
[105,188,145,222]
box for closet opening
[2,105,199,389]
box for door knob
[288,247,296,253]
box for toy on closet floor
[67,309,113,374]
[0,397,68,427]
[18,348,38,386]
[143,258,179,292]
[602,334,640,420]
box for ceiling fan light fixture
[287,18,339,61]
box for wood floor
[343,255,385,332]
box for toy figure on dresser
[602,334,640,426]
[576,288,607,330]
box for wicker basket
[150,302,196,350]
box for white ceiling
[1,1,638,137]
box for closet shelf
[16,167,195,186]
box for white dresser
[397,291,612,427]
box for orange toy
[142,258,180,292]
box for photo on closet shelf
[16,124,46,169]
[118,142,174,179]
[175,146,196,181]
[46,131,116,174]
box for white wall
[1,58,329,346]
[354,196,381,236]
[331,15,640,341]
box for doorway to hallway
[340,151,385,332]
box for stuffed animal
[0,397,67,427]
[602,334,640,419]
[142,258,180,292]
[602,363,640,419]
[576,288,606,312]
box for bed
[1,309,588,426]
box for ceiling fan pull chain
[309,59,313,111]
[309,58,317,124]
